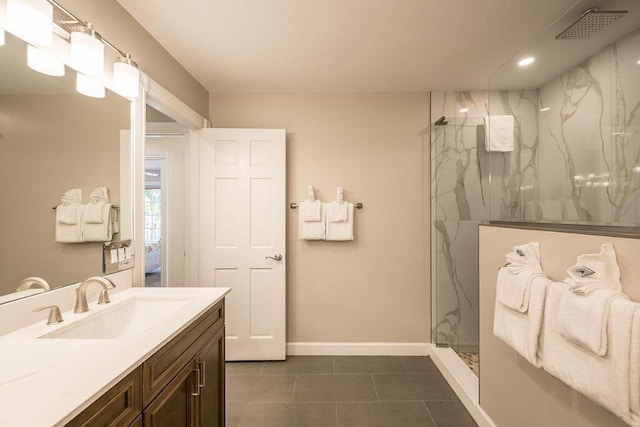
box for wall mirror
[0,30,132,303]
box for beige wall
[60,0,209,118]
[0,93,129,295]
[210,93,430,344]
[479,224,640,427]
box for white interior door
[199,128,286,361]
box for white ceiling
[115,0,615,94]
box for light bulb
[27,45,65,76]
[76,73,105,98]
[113,55,140,98]
[6,0,53,46]
[518,57,535,67]
[70,24,104,77]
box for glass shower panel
[431,91,487,371]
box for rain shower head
[556,7,627,39]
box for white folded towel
[299,200,322,222]
[89,186,109,203]
[542,283,640,425]
[299,202,326,240]
[494,274,550,367]
[328,201,348,223]
[56,188,83,224]
[325,202,354,241]
[496,266,545,313]
[557,287,628,356]
[56,204,80,225]
[55,204,84,243]
[504,242,543,274]
[565,243,622,295]
[484,115,514,152]
[61,188,82,205]
[81,203,113,242]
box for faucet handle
[34,306,64,325]
[98,288,112,305]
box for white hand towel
[61,188,82,205]
[325,202,354,241]
[504,242,543,274]
[81,203,113,242]
[56,204,80,225]
[89,186,109,203]
[542,283,640,426]
[55,204,84,243]
[484,115,514,152]
[496,266,544,313]
[557,287,628,356]
[299,200,322,222]
[328,201,348,223]
[299,202,326,240]
[493,274,550,367]
[629,309,640,417]
[565,243,622,295]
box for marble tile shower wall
[535,29,640,224]
[430,90,538,349]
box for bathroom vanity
[0,287,229,426]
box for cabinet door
[143,361,199,427]
[195,327,225,427]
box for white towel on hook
[484,115,514,152]
[496,242,544,313]
[325,202,354,241]
[299,203,326,240]
[56,188,83,224]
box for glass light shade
[6,0,53,46]
[70,26,104,77]
[76,73,105,98]
[113,57,140,98]
[0,29,5,47]
[27,45,65,76]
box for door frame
[134,75,208,287]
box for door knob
[266,254,283,261]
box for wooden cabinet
[67,300,225,427]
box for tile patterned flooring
[226,356,478,427]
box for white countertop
[0,287,230,426]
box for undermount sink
[39,296,194,340]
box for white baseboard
[286,342,431,356]
[429,346,496,427]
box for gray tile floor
[226,356,477,427]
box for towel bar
[290,202,363,209]
[53,205,120,210]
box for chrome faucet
[74,276,116,314]
[16,277,51,292]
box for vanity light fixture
[27,44,64,76]
[0,29,5,46]
[518,56,535,67]
[76,72,105,98]
[112,53,140,98]
[69,23,103,77]
[5,0,53,46]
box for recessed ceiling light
[518,57,535,67]
[459,108,469,113]
[539,107,550,112]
